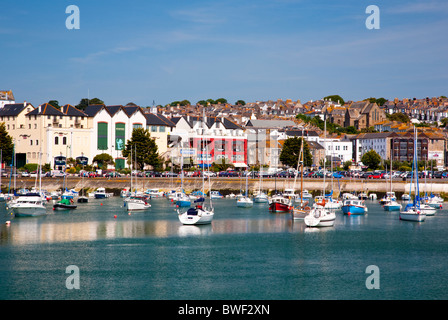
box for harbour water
[1,197,448,300]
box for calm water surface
[1,196,447,300]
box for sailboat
[10,150,47,217]
[175,143,191,207]
[124,146,151,211]
[178,110,214,225]
[383,158,401,211]
[399,126,426,222]
[424,161,443,209]
[77,165,88,203]
[293,133,311,219]
[237,170,253,207]
[254,168,268,203]
[304,119,336,227]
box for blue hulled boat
[341,199,367,215]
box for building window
[30,140,33,145]
[63,137,67,145]
[97,122,108,150]
[151,126,157,132]
[55,137,59,145]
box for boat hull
[269,202,292,213]
[127,203,151,211]
[53,204,77,210]
[342,205,366,215]
[384,204,401,211]
[304,210,336,227]
[399,211,426,222]
[176,200,191,207]
[13,207,47,217]
[237,200,253,208]
[178,207,214,225]
[77,197,88,203]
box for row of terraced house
[1,91,448,171]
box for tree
[279,137,313,168]
[0,123,14,165]
[93,153,115,168]
[235,100,246,105]
[386,112,410,123]
[324,95,345,105]
[361,150,381,170]
[197,100,207,107]
[215,98,227,104]
[48,100,60,109]
[122,128,160,170]
[76,98,104,111]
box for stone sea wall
[3,177,448,197]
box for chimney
[24,101,26,106]
[38,105,42,113]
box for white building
[355,132,392,163]
[84,104,147,169]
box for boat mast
[323,119,326,198]
[300,129,304,207]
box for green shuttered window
[98,122,108,150]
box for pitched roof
[145,113,176,127]
[245,119,296,128]
[26,103,64,116]
[105,105,123,116]
[122,105,141,117]
[0,103,32,116]
[83,104,105,117]
[61,104,88,117]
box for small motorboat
[53,198,77,211]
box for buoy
[114,215,117,219]
[5,221,11,226]
[100,203,103,206]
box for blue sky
[1,0,447,107]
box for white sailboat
[400,126,426,222]
[304,120,335,227]
[293,133,311,220]
[383,159,401,211]
[237,170,253,208]
[304,120,336,227]
[253,168,268,203]
[178,110,214,225]
[124,146,151,211]
[10,150,46,217]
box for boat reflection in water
[1,216,308,245]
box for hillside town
[1,89,448,173]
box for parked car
[333,172,344,179]
[162,171,178,177]
[104,172,121,178]
[368,172,384,179]
[52,171,66,178]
